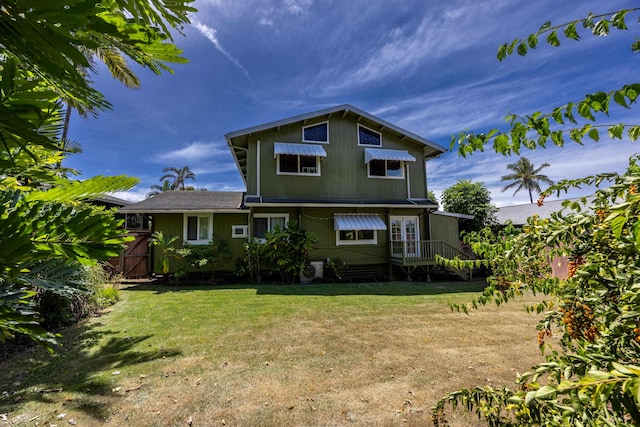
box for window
[336,229,377,246]
[277,154,320,175]
[368,159,404,178]
[252,214,289,238]
[184,214,212,244]
[232,225,248,238]
[302,121,329,143]
[358,124,382,146]
[125,213,151,230]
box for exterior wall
[428,214,462,248]
[151,212,250,273]
[245,115,428,200]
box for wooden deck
[389,240,472,280]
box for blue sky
[65,0,640,206]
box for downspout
[406,163,411,200]
[256,139,261,198]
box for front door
[390,216,420,258]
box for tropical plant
[263,221,319,284]
[237,239,269,283]
[434,7,640,426]
[148,231,186,275]
[501,157,554,203]
[441,180,497,232]
[0,0,196,345]
[160,166,196,190]
[182,237,232,283]
[147,179,176,198]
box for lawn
[0,281,548,426]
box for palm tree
[500,157,554,203]
[146,179,176,198]
[160,166,196,190]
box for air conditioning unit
[300,261,323,283]
[301,167,317,173]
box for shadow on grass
[0,321,181,422]
[122,280,488,297]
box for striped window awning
[364,148,416,164]
[334,214,387,231]
[274,142,327,159]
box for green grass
[0,281,546,426]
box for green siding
[151,213,250,273]
[429,214,461,246]
[245,115,429,200]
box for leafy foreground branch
[452,7,640,158]
[432,155,640,426]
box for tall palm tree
[500,157,554,203]
[160,166,196,190]
[146,179,176,198]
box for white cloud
[152,142,227,163]
[191,16,251,79]
[110,188,148,203]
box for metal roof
[274,142,327,158]
[496,196,595,225]
[364,148,416,163]
[334,214,388,231]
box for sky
[65,0,640,207]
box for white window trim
[252,213,290,239]
[232,225,248,238]
[183,213,213,245]
[302,121,330,144]
[367,159,405,179]
[357,124,382,147]
[276,154,321,176]
[336,230,378,246]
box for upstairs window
[278,154,320,175]
[303,122,329,143]
[358,124,382,146]
[368,159,403,178]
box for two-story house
[120,104,471,280]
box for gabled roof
[92,194,131,207]
[225,104,447,186]
[119,191,246,213]
[496,196,595,226]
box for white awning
[274,142,327,158]
[364,148,416,164]
[334,214,387,231]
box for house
[496,197,595,226]
[120,104,471,280]
[496,196,596,279]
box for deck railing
[390,240,470,266]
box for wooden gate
[109,231,151,279]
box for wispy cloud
[191,16,251,79]
[151,141,228,164]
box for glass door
[390,216,420,258]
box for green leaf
[535,385,558,400]
[564,22,580,40]
[607,124,624,139]
[628,126,640,141]
[517,42,528,56]
[588,128,599,142]
[613,91,630,108]
[527,34,538,49]
[546,31,560,47]
[609,215,626,239]
[593,19,610,36]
